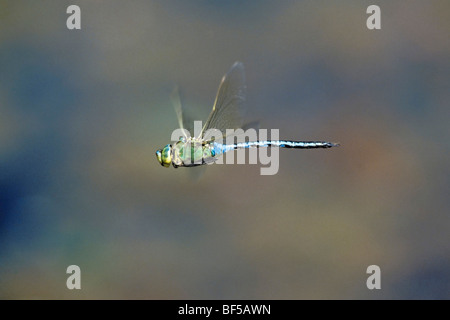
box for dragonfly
[156,62,339,168]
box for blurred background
[0,0,449,299]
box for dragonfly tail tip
[331,142,340,147]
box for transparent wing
[171,86,194,138]
[199,62,247,140]
[217,120,261,144]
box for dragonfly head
[156,144,172,168]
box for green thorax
[172,138,217,167]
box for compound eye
[156,149,164,166]
[160,144,172,167]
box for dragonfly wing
[200,62,247,140]
[171,86,194,138]
[219,120,261,144]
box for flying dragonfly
[156,62,339,168]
